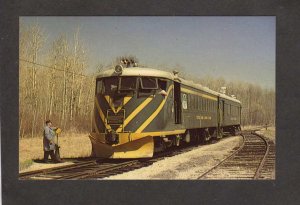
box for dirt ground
[104,135,243,180]
[19,132,91,172]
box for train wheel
[233,126,241,136]
[154,138,167,152]
[230,127,237,136]
[237,126,242,135]
[210,129,217,139]
[184,130,191,143]
[204,129,211,143]
[195,130,201,144]
[217,128,224,139]
[175,134,180,146]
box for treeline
[19,23,96,138]
[193,75,275,126]
[19,22,275,138]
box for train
[89,63,242,158]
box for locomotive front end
[89,66,168,158]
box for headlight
[114,64,123,74]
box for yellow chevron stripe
[104,95,117,113]
[181,88,217,101]
[116,96,153,132]
[105,95,133,113]
[123,96,132,106]
[116,96,132,113]
[95,97,111,130]
[135,85,174,133]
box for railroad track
[255,133,275,179]
[20,128,274,180]
[19,159,142,180]
[19,142,204,180]
[198,131,275,180]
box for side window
[208,100,210,111]
[96,80,103,94]
[199,97,203,111]
[158,79,167,91]
[227,104,230,115]
[182,93,188,110]
[207,100,209,111]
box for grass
[19,132,92,171]
[19,159,34,171]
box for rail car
[89,64,241,158]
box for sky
[20,16,275,88]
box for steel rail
[198,131,269,180]
[253,133,270,179]
[197,134,246,179]
[54,160,140,180]
[19,160,97,179]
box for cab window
[120,77,137,91]
[158,79,167,91]
[139,77,158,89]
[96,79,103,94]
[103,77,118,94]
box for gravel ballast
[104,135,243,180]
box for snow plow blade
[89,133,154,158]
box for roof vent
[173,70,179,76]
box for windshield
[120,77,137,90]
[140,77,158,89]
[103,77,118,94]
[97,76,158,95]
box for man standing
[43,120,61,163]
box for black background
[1,0,300,204]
